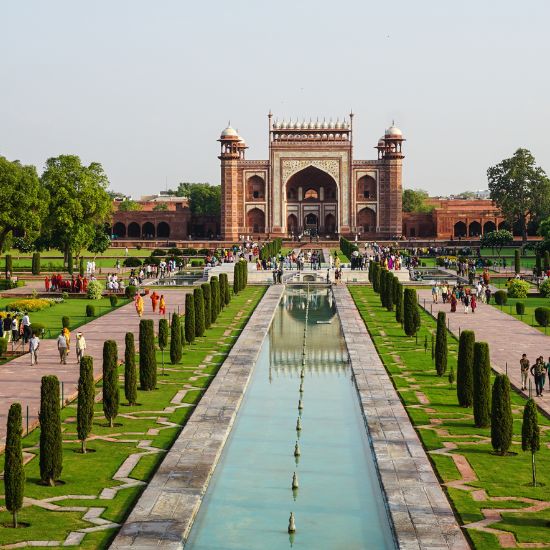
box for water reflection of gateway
[269,287,348,368]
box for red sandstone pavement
[0,290,189,449]
[417,289,550,412]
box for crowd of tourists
[519,354,550,398]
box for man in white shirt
[29,333,40,365]
[57,330,68,364]
[21,312,31,344]
[76,332,86,364]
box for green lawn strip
[496,507,550,544]
[0,285,266,547]
[490,296,550,334]
[349,286,550,548]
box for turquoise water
[185,287,396,549]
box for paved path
[417,289,550,413]
[0,290,190,449]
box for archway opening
[498,221,510,231]
[128,222,140,238]
[357,175,376,200]
[454,221,467,237]
[157,221,170,238]
[246,175,265,201]
[286,166,337,202]
[304,213,318,229]
[469,221,482,237]
[483,221,496,234]
[325,213,336,233]
[357,208,376,233]
[287,214,298,234]
[113,222,126,238]
[142,222,155,238]
[247,208,265,233]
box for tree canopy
[479,229,514,257]
[488,149,550,242]
[117,199,142,212]
[171,182,221,216]
[402,189,433,213]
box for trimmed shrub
[0,338,8,357]
[191,259,204,267]
[62,316,70,329]
[185,293,196,344]
[182,247,197,255]
[234,263,241,294]
[86,279,103,300]
[109,295,118,307]
[139,319,157,390]
[522,398,540,486]
[32,252,41,275]
[473,342,491,428]
[221,273,231,306]
[218,274,226,310]
[5,402,24,527]
[515,302,525,315]
[39,375,63,486]
[86,304,95,317]
[125,284,137,299]
[210,276,220,322]
[494,290,507,306]
[123,257,142,267]
[147,256,161,266]
[403,288,420,337]
[507,279,530,298]
[169,314,182,365]
[514,249,521,274]
[379,269,387,307]
[539,278,550,298]
[201,283,212,329]
[534,307,550,327]
[435,311,448,376]
[158,318,169,351]
[168,247,182,256]
[385,273,394,312]
[77,356,95,453]
[124,333,137,406]
[102,340,119,428]
[180,322,186,348]
[194,287,205,337]
[457,330,475,407]
[151,248,166,257]
[372,263,381,293]
[395,281,404,324]
[5,254,13,277]
[491,374,513,455]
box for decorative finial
[268,109,272,117]
[392,119,395,126]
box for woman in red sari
[450,292,457,313]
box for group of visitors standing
[520,354,550,398]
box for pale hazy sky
[2,0,549,197]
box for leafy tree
[233,263,241,294]
[194,287,205,337]
[491,374,513,455]
[210,276,220,322]
[185,293,196,343]
[169,314,182,365]
[172,183,221,216]
[394,280,404,324]
[139,320,157,390]
[457,330,475,407]
[124,333,137,406]
[403,288,420,337]
[473,342,491,428]
[402,189,432,213]
[4,402,25,528]
[201,283,212,329]
[88,224,111,256]
[479,230,514,258]
[152,202,168,211]
[79,256,85,277]
[77,356,95,453]
[488,149,550,243]
[117,199,142,212]
[39,375,63,486]
[0,156,48,252]
[159,317,169,374]
[435,311,448,376]
[522,398,540,486]
[102,340,119,428]
[40,155,112,261]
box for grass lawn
[490,296,550,335]
[0,297,130,338]
[328,249,350,263]
[0,285,266,548]
[349,286,550,549]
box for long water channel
[185,286,396,549]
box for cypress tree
[194,287,205,337]
[210,276,220,322]
[473,342,491,428]
[180,322,186,348]
[4,402,24,528]
[5,254,13,277]
[386,273,394,312]
[39,375,63,486]
[403,288,420,337]
[242,260,248,289]
[159,317,169,374]
[514,249,521,274]
[218,274,226,310]
[395,281,404,324]
[201,283,212,329]
[102,340,119,428]
[435,311,448,376]
[170,313,182,364]
[223,273,231,305]
[372,263,381,293]
[124,332,137,406]
[77,356,95,453]
[139,319,157,390]
[233,263,240,294]
[185,293,196,343]
[379,269,387,307]
[457,330,475,407]
[491,374,513,455]
[522,398,540,486]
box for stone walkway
[417,289,550,416]
[0,290,190,449]
[110,285,284,549]
[333,286,469,550]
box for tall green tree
[172,182,221,216]
[435,311,448,376]
[40,155,112,262]
[4,403,25,528]
[487,149,550,243]
[169,313,182,365]
[402,189,432,213]
[210,276,220,321]
[77,356,95,453]
[234,263,241,294]
[522,398,540,486]
[0,156,48,252]
[124,333,137,406]
[39,375,63,486]
[194,287,205,337]
[88,224,111,256]
[385,273,394,312]
[479,230,514,258]
[403,288,420,337]
[102,340,119,428]
[139,320,157,390]
[201,283,212,329]
[223,273,231,306]
[491,374,513,455]
[159,318,169,375]
[394,280,404,324]
[185,293,196,343]
[457,330,475,407]
[379,269,387,307]
[473,342,491,428]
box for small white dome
[328,121,335,129]
[314,121,321,129]
[378,138,386,146]
[238,136,247,146]
[221,126,238,138]
[385,124,403,137]
[296,122,302,130]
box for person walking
[470,294,477,313]
[546,356,550,392]
[159,295,166,316]
[450,292,457,313]
[21,312,31,344]
[531,357,545,397]
[29,332,40,365]
[135,293,144,317]
[76,332,86,364]
[463,293,470,314]
[520,353,530,391]
[11,315,19,343]
[150,291,159,313]
[57,330,68,364]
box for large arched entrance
[357,208,376,233]
[356,175,376,200]
[247,208,265,233]
[128,222,140,238]
[157,222,170,238]
[469,221,482,237]
[454,221,467,237]
[483,221,496,234]
[142,222,155,238]
[113,222,126,238]
[285,166,338,233]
